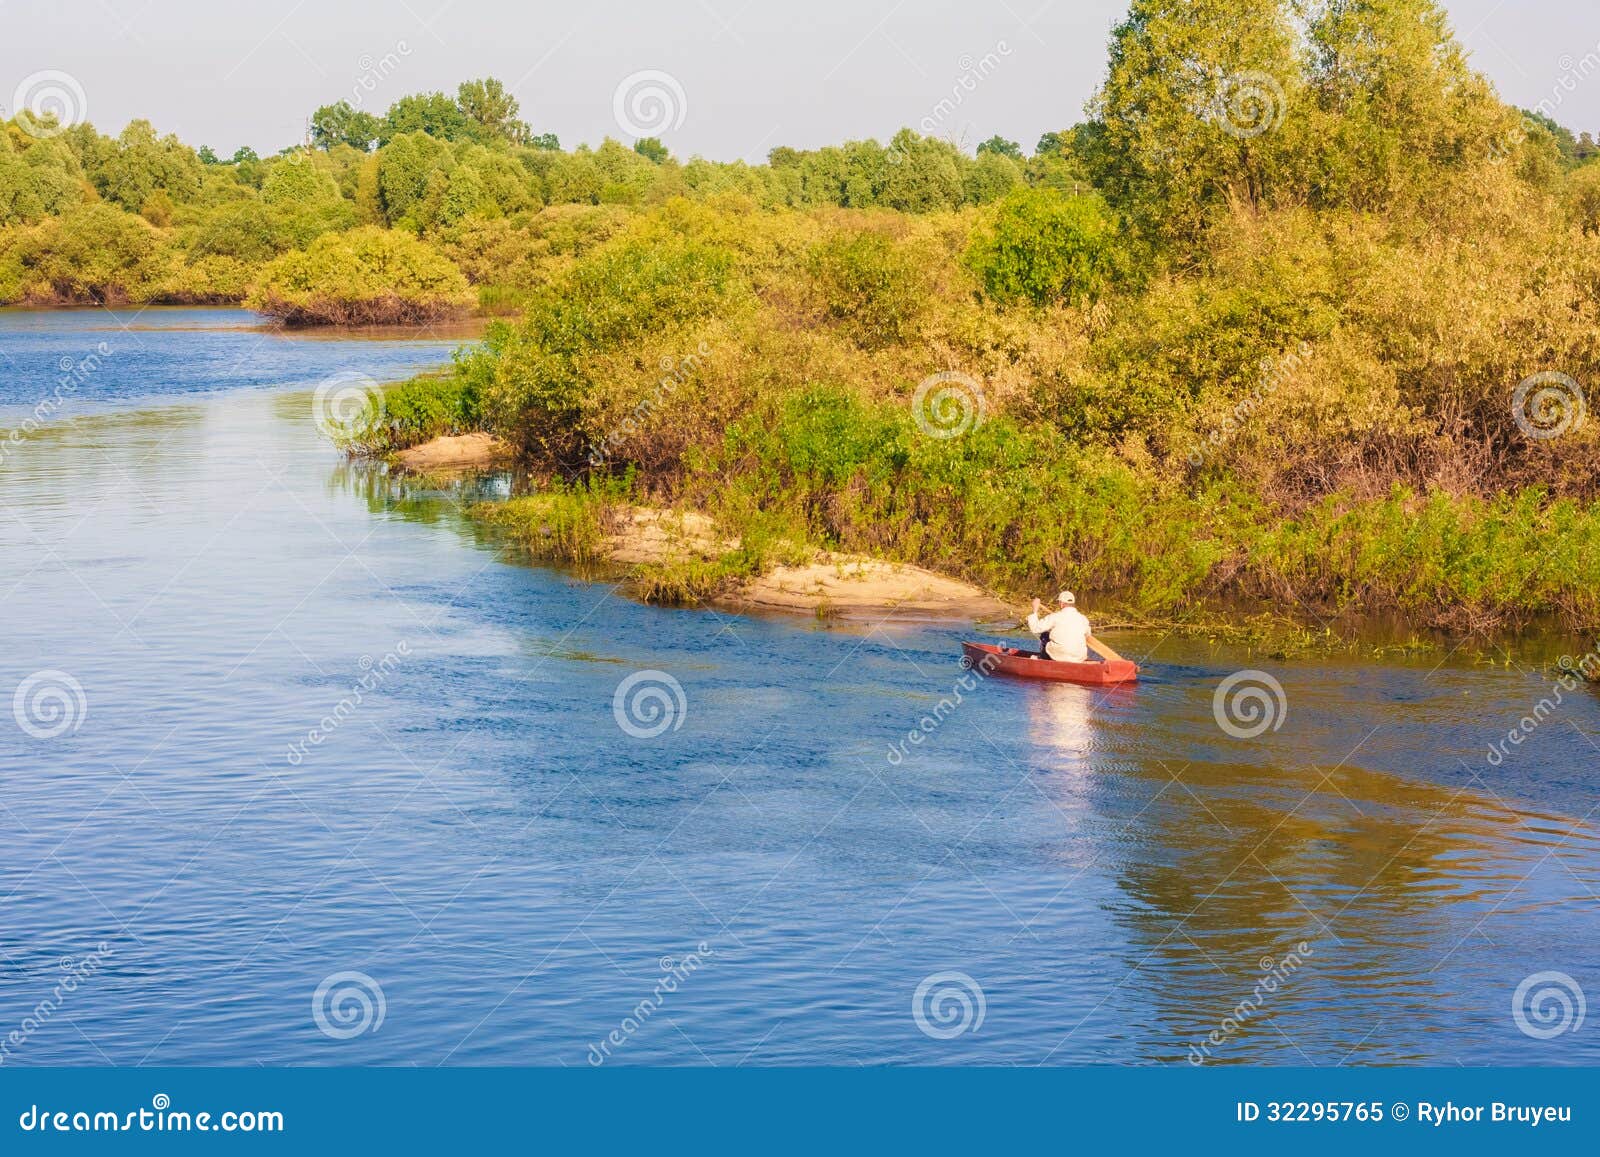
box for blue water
[2,309,1598,1066]
[0,307,464,410]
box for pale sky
[2,0,1597,161]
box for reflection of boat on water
[1025,681,1099,758]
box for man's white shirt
[1025,605,1091,662]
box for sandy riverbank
[398,433,1014,620]
[603,507,1013,620]
[394,432,512,471]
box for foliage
[247,226,473,324]
[1092,0,1514,243]
[0,203,168,303]
[92,119,204,213]
[471,220,736,464]
[805,227,931,346]
[0,132,83,225]
[7,32,1600,633]
[977,136,1024,160]
[455,78,531,145]
[966,187,1122,306]
[633,137,669,164]
[343,374,479,453]
[310,100,381,151]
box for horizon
[2,0,1598,161]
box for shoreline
[586,506,1015,623]
[396,434,1600,668]
[388,436,1015,622]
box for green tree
[0,134,82,225]
[455,145,536,214]
[457,78,530,144]
[976,135,1023,160]
[432,164,489,226]
[376,131,456,225]
[247,225,473,324]
[1092,0,1302,242]
[1299,0,1513,206]
[967,186,1121,306]
[879,130,962,212]
[311,100,382,151]
[8,203,167,302]
[963,149,1022,204]
[261,152,344,207]
[95,120,205,212]
[633,137,669,164]
[382,92,468,144]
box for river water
[2,308,1596,1066]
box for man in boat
[1027,590,1092,662]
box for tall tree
[381,92,467,145]
[977,135,1024,160]
[457,78,530,145]
[310,100,381,151]
[1091,0,1303,241]
[1300,0,1512,205]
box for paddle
[1086,634,1126,663]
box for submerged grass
[471,478,621,566]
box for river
[2,308,1596,1066]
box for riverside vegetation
[6,2,1600,640]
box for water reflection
[1024,683,1099,763]
[1098,745,1600,1064]
[4,311,1599,1065]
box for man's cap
[1058,591,1075,605]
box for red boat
[961,641,1139,686]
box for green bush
[474,226,735,463]
[336,374,479,454]
[805,229,930,347]
[966,187,1121,306]
[0,203,168,303]
[247,226,473,324]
